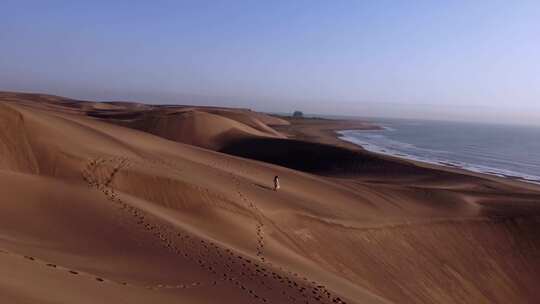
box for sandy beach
[1,91,540,304]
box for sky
[1,1,540,125]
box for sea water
[338,119,540,184]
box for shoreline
[275,116,540,191]
[337,129,540,186]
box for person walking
[273,175,280,191]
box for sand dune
[1,91,539,304]
[119,109,285,150]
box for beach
[337,119,540,186]
[1,91,540,304]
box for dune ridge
[1,91,539,304]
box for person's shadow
[254,183,273,191]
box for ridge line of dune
[295,212,540,232]
[0,103,41,174]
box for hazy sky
[1,1,539,125]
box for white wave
[338,130,540,185]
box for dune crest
[122,109,285,150]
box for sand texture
[1,91,539,304]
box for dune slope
[1,92,539,304]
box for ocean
[338,119,540,184]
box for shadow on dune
[220,137,427,176]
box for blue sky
[1,1,539,124]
